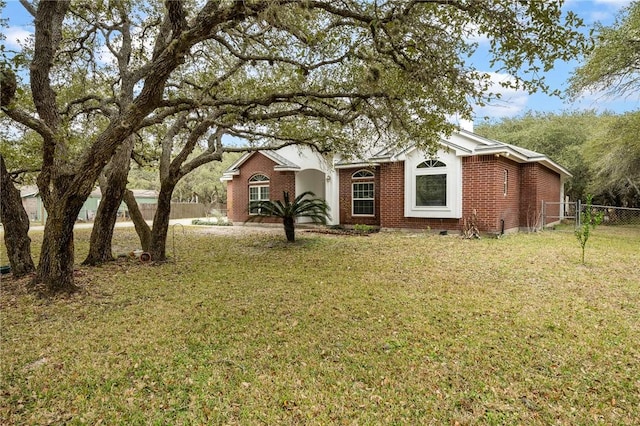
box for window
[405,152,461,219]
[353,182,374,215]
[503,169,508,196]
[352,169,375,179]
[416,174,447,206]
[417,160,446,169]
[415,160,447,207]
[351,170,375,216]
[249,174,270,214]
[249,174,269,183]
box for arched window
[249,174,269,183]
[415,160,447,207]
[352,169,375,179]
[417,160,446,168]
[352,170,374,216]
[248,174,270,214]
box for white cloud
[464,23,489,45]
[567,86,640,111]
[589,11,614,22]
[472,73,530,120]
[97,44,117,66]
[593,0,632,7]
[4,26,32,49]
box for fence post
[576,199,581,228]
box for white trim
[503,169,508,197]
[404,149,462,219]
[248,184,270,215]
[352,181,375,217]
[352,169,375,179]
[335,162,381,169]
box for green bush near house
[191,219,233,226]
[353,223,375,234]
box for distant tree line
[476,110,640,208]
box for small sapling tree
[575,194,604,264]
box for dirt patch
[187,224,283,236]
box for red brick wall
[227,152,295,223]
[496,158,522,232]
[537,165,561,225]
[518,163,561,228]
[338,167,380,226]
[462,155,500,232]
[519,163,538,227]
[461,156,523,233]
[378,162,462,231]
[378,162,404,228]
[462,155,524,232]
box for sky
[2,0,639,125]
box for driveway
[8,218,283,236]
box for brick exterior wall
[462,155,500,232]
[378,162,461,231]
[538,165,561,225]
[519,163,538,228]
[498,158,523,231]
[461,156,523,233]
[228,151,562,233]
[338,167,381,226]
[226,152,295,223]
[519,163,561,228]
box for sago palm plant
[247,191,330,242]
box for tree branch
[1,106,56,142]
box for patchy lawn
[1,226,639,424]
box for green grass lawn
[1,226,639,425]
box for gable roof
[221,130,572,179]
[221,150,301,181]
[337,129,571,178]
[459,130,571,177]
[20,185,39,198]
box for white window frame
[352,181,375,216]
[249,174,270,215]
[404,150,462,219]
[503,169,508,196]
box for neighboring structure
[20,186,158,223]
[20,186,45,223]
[222,130,571,234]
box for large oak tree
[569,1,640,99]
[568,2,640,207]
[1,0,586,294]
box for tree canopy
[0,0,589,293]
[569,1,640,99]
[476,110,640,207]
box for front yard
[1,225,639,424]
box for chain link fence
[543,201,640,228]
[587,204,640,226]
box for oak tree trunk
[149,182,176,262]
[0,155,36,277]
[83,138,134,265]
[35,198,82,294]
[123,189,152,251]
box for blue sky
[2,0,639,124]
[472,0,640,122]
